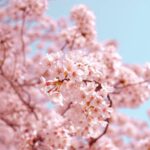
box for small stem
[0,71,38,120]
[61,41,68,51]
[61,102,73,116]
[83,79,102,91]
[107,94,113,107]
[112,79,150,94]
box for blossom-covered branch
[0,1,150,150]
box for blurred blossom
[0,1,150,150]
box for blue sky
[47,0,150,124]
[48,0,150,63]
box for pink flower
[9,0,48,19]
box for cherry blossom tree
[0,1,150,150]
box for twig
[88,119,110,147]
[0,71,38,120]
[21,12,26,65]
[61,102,73,116]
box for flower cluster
[71,5,96,41]
[60,5,98,50]
[41,50,113,139]
[0,1,150,150]
[9,0,47,20]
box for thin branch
[112,79,150,94]
[0,116,18,131]
[21,12,26,65]
[88,119,110,147]
[61,40,68,51]
[0,47,7,69]
[11,53,17,79]
[61,102,73,116]
[107,94,113,107]
[83,79,102,92]
[0,71,38,120]
[88,93,113,147]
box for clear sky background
[47,0,150,124]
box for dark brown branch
[88,119,110,147]
[88,93,113,147]
[60,77,70,82]
[83,79,102,92]
[107,94,113,107]
[0,116,18,131]
[61,102,73,116]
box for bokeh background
[47,0,150,124]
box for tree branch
[88,118,110,147]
